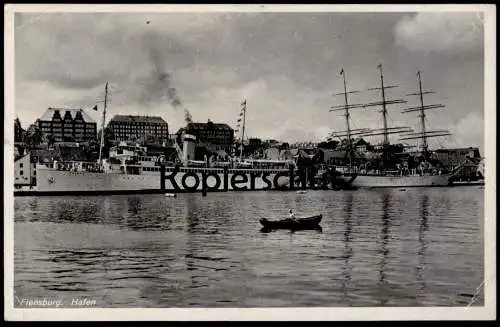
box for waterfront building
[431,147,482,181]
[432,147,481,168]
[177,120,234,152]
[290,142,318,150]
[36,108,97,142]
[107,115,169,144]
[14,153,36,187]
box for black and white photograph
[4,4,496,321]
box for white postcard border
[4,3,496,321]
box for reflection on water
[14,187,484,307]
[377,192,391,305]
[341,193,353,303]
[416,194,429,294]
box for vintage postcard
[4,3,496,321]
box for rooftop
[109,115,168,124]
[186,121,233,130]
[434,147,480,152]
[40,108,95,123]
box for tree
[14,118,25,143]
[244,138,263,157]
[47,134,56,149]
[279,142,289,151]
[23,124,45,148]
[83,138,100,162]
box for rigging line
[387,114,398,143]
[350,117,359,132]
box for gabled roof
[40,108,95,123]
[14,153,30,163]
[109,115,168,124]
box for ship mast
[330,65,412,169]
[379,64,389,146]
[358,64,410,167]
[361,64,409,139]
[238,99,247,161]
[98,82,108,166]
[341,68,352,146]
[400,70,451,157]
[330,68,364,168]
[417,71,428,151]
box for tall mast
[400,70,451,155]
[330,65,412,169]
[330,68,365,168]
[417,71,427,151]
[378,64,389,146]
[341,69,352,144]
[239,99,247,161]
[360,64,409,167]
[341,69,352,167]
[357,64,410,141]
[98,82,108,166]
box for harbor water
[13,187,484,307]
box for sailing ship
[30,85,294,194]
[329,65,457,188]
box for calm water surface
[14,187,484,307]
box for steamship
[33,137,294,194]
[21,86,294,194]
[330,66,466,188]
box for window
[20,163,23,168]
[20,170,23,175]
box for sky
[14,9,485,151]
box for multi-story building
[290,142,318,150]
[37,108,97,142]
[107,115,169,144]
[431,147,483,181]
[177,120,234,152]
[432,147,482,169]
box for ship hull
[34,167,290,193]
[341,173,452,188]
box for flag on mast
[340,67,344,75]
[241,99,246,106]
[377,63,382,69]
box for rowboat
[259,214,322,230]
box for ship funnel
[182,134,197,165]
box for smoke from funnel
[184,109,193,124]
[139,38,194,125]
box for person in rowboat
[289,209,297,222]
